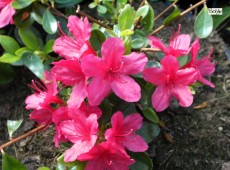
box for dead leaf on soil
[193,101,208,109]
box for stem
[134,16,142,30]
[140,48,161,52]
[0,125,46,150]
[49,7,68,20]
[154,0,178,21]
[76,6,112,29]
[149,0,207,35]
[139,0,146,8]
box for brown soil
[0,2,230,170]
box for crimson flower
[25,71,62,110]
[0,0,15,28]
[53,16,96,60]
[51,59,87,109]
[105,111,148,152]
[143,55,198,112]
[59,112,99,162]
[148,25,191,57]
[78,142,135,170]
[81,37,147,106]
[184,39,215,88]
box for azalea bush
[0,0,216,169]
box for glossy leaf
[118,4,135,31]
[136,4,154,33]
[32,3,46,24]
[42,9,58,34]
[194,5,213,38]
[89,29,106,55]
[129,152,153,170]
[0,63,15,85]
[213,6,230,29]
[57,154,86,170]
[132,34,149,49]
[7,119,23,139]
[0,35,20,54]
[2,152,26,170]
[143,108,159,124]
[124,36,132,54]
[11,0,36,9]
[89,2,97,9]
[18,28,41,50]
[0,53,21,64]
[55,0,83,8]
[163,5,180,25]
[44,39,55,54]
[37,167,50,170]
[14,10,34,29]
[97,5,107,14]
[177,55,189,67]
[136,121,160,143]
[120,29,134,37]
[21,52,44,79]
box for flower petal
[67,16,91,45]
[87,77,111,106]
[67,81,87,109]
[122,134,148,152]
[170,34,191,54]
[123,113,143,131]
[171,84,193,107]
[111,75,141,102]
[148,36,168,53]
[101,38,125,68]
[0,4,15,28]
[121,52,147,75]
[81,54,106,77]
[142,67,164,86]
[161,55,179,76]
[197,75,215,88]
[52,60,85,86]
[29,109,52,125]
[174,67,198,85]
[151,85,171,112]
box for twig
[76,6,112,29]
[140,48,161,52]
[49,7,68,20]
[154,0,178,21]
[139,0,146,8]
[134,16,143,30]
[0,125,46,150]
[149,0,207,35]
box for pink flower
[51,59,87,109]
[78,142,135,170]
[81,37,147,106]
[105,111,148,152]
[148,25,191,57]
[184,39,215,88]
[29,108,53,125]
[0,0,15,28]
[25,71,63,110]
[143,55,198,112]
[53,16,96,60]
[59,112,99,162]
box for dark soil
[0,1,230,170]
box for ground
[0,2,230,170]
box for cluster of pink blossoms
[25,16,215,169]
[0,0,15,28]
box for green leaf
[11,0,36,9]
[14,10,34,29]
[42,9,58,34]
[129,152,153,170]
[118,4,135,31]
[132,34,149,49]
[0,35,20,54]
[120,29,134,37]
[0,63,15,85]
[177,55,189,67]
[124,36,132,54]
[7,119,23,139]
[89,29,106,56]
[0,53,21,64]
[97,5,107,14]
[89,2,97,9]
[143,108,159,123]
[32,3,46,24]
[57,154,86,170]
[99,99,112,124]
[194,5,213,38]
[136,121,160,143]
[18,28,41,50]
[44,39,55,54]
[163,5,180,25]
[55,0,83,8]
[2,152,26,170]
[37,167,50,170]
[213,6,230,29]
[137,4,154,33]
[21,52,44,79]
